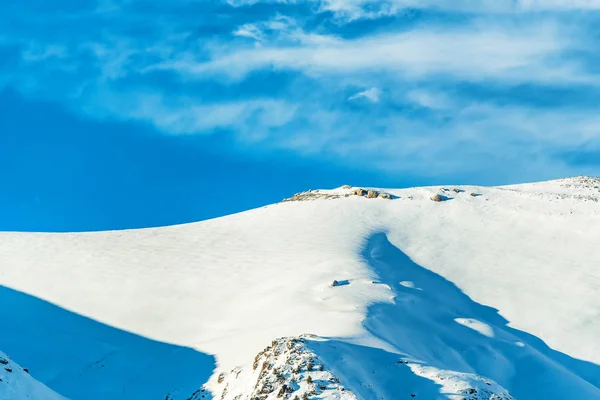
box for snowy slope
[0,352,65,400]
[213,335,514,400]
[1,176,599,399]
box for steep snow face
[212,336,514,400]
[0,352,65,400]
[1,177,599,399]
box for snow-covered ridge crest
[500,176,600,202]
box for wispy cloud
[225,0,600,21]
[234,24,266,41]
[348,87,380,103]
[313,0,600,20]
[1,0,600,183]
[405,89,451,110]
[152,21,588,86]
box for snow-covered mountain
[1,177,599,399]
[0,352,65,400]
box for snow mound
[454,318,494,338]
[501,176,600,202]
[0,352,65,400]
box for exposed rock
[282,187,393,202]
[431,194,444,202]
[331,280,349,287]
[457,385,514,400]
[210,336,356,400]
[353,188,393,199]
[282,191,341,202]
[557,176,600,190]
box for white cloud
[154,22,588,86]
[78,89,298,136]
[348,87,381,103]
[517,0,600,9]
[4,0,600,183]
[234,24,266,41]
[281,99,600,181]
[405,89,451,110]
[232,15,341,46]
[314,0,600,20]
[20,44,69,62]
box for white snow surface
[454,318,495,338]
[1,176,600,399]
[0,352,65,400]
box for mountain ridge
[1,177,599,399]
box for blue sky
[1,0,600,231]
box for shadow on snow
[307,338,444,399]
[360,232,600,399]
[0,285,215,400]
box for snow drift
[0,176,599,399]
